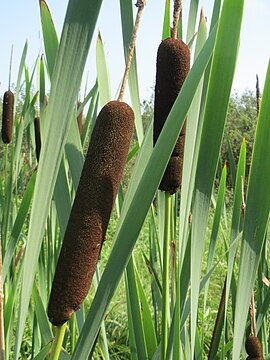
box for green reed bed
[1,0,270,359]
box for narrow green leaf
[204,165,227,310]
[186,0,199,45]
[96,32,111,107]
[2,170,36,281]
[233,60,270,360]
[14,1,103,358]
[135,266,158,358]
[33,342,52,360]
[126,257,148,359]
[190,0,245,354]
[225,139,246,320]
[179,11,208,266]
[33,282,53,344]
[162,0,170,40]
[40,0,59,78]
[14,41,28,110]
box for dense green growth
[142,89,258,174]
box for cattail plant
[2,46,14,145]
[48,101,134,325]
[1,90,14,144]
[34,117,41,162]
[153,1,190,358]
[48,6,146,355]
[153,25,190,194]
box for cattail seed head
[245,336,263,359]
[154,37,190,193]
[34,117,41,162]
[2,90,14,144]
[48,100,134,325]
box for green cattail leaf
[224,139,246,321]
[32,342,52,360]
[14,1,103,358]
[233,60,270,359]
[33,282,52,344]
[14,41,28,110]
[179,10,208,266]
[40,0,59,78]
[135,265,158,358]
[2,171,36,281]
[54,160,72,237]
[126,258,148,359]
[65,116,84,190]
[190,0,244,355]
[72,24,217,360]
[162,0,170,40]
[186,0,200,45]
[204,165,226,310]
[120,0,144,144]
[39,55,46,129]
[96,32,111,107]
[225,131,237,188]
[81,81,98,145]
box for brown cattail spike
[34,117,41,162]
[245,336,264,359]
[2,90,14,144]
[154,38,190,194]
[48,100,134,325]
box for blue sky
[0,0,269,102]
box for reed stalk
[161,192,171,359]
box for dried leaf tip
[135,0,147,8]
[200,7,205,23]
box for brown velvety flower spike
[34,117,41,162]
[245,336,264,359]
[154,37,190,194]
[48,100,134,325]
[2,90,14,144]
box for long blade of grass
[14,1,103,358]
[225,139,246,320]
[186,0,199,45]
[2,170,36,281]
[32,282,52,345]
[135,265,158,358]
[40,0,59,78]
[190,0,244,355]
[232,60,270,359]
[179,11,207,266]
[96,32,111,107]
[203,165,226,310]
[126,258,148,359]
[72,26,217,359]
[162,0,170,40]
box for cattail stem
[161,192,171,360]
[49,323,67,360]
[256,74,261,117]
[0,244,5,360]
[250,290,256,336]
[172,0,182,39]
[8,45,13,91]
[117,0,147,102]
